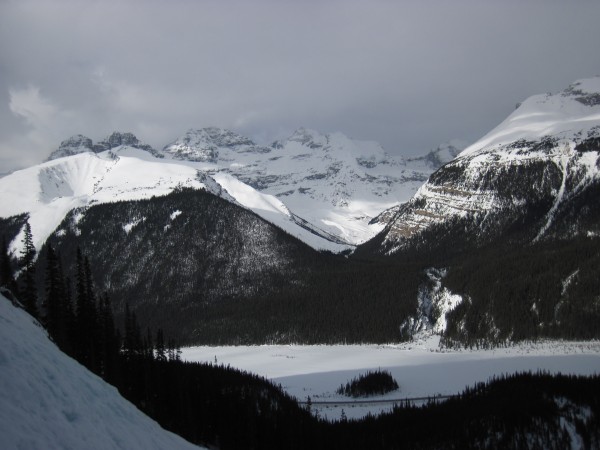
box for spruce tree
[43,245,62,341]
[98,292,118,382]
[74,248,99,371]
[20,221,38,317]
[155,328,166,362]
[123,303,142,358]
[0,236,16,292]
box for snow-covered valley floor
[182,336,600,421]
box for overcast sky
[1,0,600,173]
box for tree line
[2,221,600,449]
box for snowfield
[182,336,600,420]
[0,294,202,450]
[0,148,351,255]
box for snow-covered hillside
[461,78,600,156]
[0,293,201,450]
[374,77,600,252]
[163,127,435,244]
[0,141,350,254]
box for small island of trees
[337,369,399,397]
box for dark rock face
[94,132,163,157]
[48,132,162,161]
[162,128,269,163]
[47,135,95,160]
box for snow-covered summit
[22,126,447,251]
[372,77,600,253]
[162,127,269,162]
[461,76,600,157]
[273,127,329,149]
[0,145,351,255]
[160,127,434,244]
[0,294,201,450]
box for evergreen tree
[42,245,63,343]
[98,292,119,382]
[123,303,142,358]
[0,236,16,292]
[20,221,38,317]
[155,328,166,362]
[74,248,98,371]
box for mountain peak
[563,77,600,106]
[162,128,262,162]
[278,127,328,149]
[100,131,142,148]
[47,132,161,162]
[47,134,94,161]
[460,76,600,157]
[94,131,161,157]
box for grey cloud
[1,0,600,173]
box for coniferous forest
[2,234,600,449]
[0,186,597,347]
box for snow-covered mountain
[0,293,201,450]
[1,126,443,259]
[0,135,350,254]
[356,77,600,347]
[162,127,434,244]
[370,77,600,254]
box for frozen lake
[182,337,600,420]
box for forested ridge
[1,181,599,347]
[0,186,599,448]
[2,263,600,449]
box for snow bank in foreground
[0,294,201,450]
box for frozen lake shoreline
[181,338,600,420]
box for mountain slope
[370,77,600,255]
[36,187,325,343]
[0,293,201,450]
[0,142,349,254]
[359,77,600,346]
[162,127,435,244]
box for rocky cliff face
[47,132,162,161]
[162,127,264,163]
[47,135,95,160]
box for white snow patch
[169,210,182,221]
[400,268,463,338]
[534,143,572,241]
[0,294,201,450]
[561,269,580,296]
[182,341,600,421]
[123,217,145,234]
[461,77,600,158]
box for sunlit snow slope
[0,144,350,254]
[0,294,201,450]
[162,127,441,244]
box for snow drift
[0,293,201,450]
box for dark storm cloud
[1,0,600,172]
